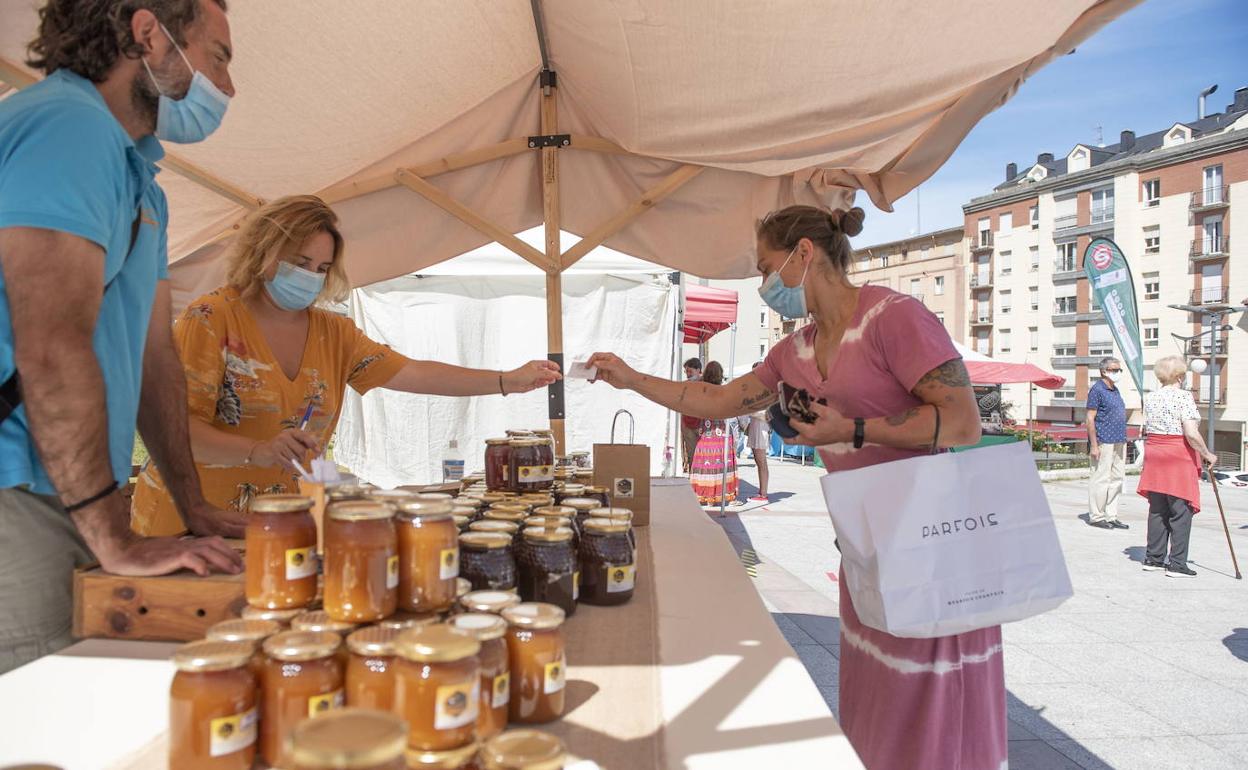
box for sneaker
[1165,564,1197,578]
[1109,520,1130,530]
[1141,559,1165,571]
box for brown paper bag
[593,410,651,527]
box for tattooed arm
[586,352,777,419]
[791,358,982,449]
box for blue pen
[298,401,315,431]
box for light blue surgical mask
[758,245,810,319]
[141,23,230,144]
[265,262,325,311]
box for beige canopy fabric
[0,0,1138,288]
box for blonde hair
[1153,355,1187,386]
[225,195,349,303]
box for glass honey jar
[468,519,520,546]
[380,611,442,632]
[393,625,482,752]
[169,639,258,770]
[260,631,345,769]
[514,528,576,616]
[450,613,511,741]
[480,729,565,770]
[324,502,400,623]
[577,518,635,606]
[292,611,358,668]
[589,507,635,549]
[206,618,281,685]
[551,485,585,506]
[346,626,401,711]
[499,604,566,724]
[327,484,376,504]
[245,494,318,610]
[395,499,461,614]
[508,439,551,493]
[581,487,610,508]
[484,438,512,492]
[241,605,305,627]
[404,742,480,769]
[484,506,529,522]
[459,590,521,616]
[367,489,418,508]
[287,707,408,770]
[459,532,516,592]
[453,514,472,532]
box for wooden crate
[73,566,247,643]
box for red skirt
[1137,434,1201,513]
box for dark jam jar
[578,518,635,606]
[484,439,512,492]
[509,439,551,493]
[531,431,556,485]
[458,532,517,591]
[515,527,576,617]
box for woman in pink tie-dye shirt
[589,205,1007,769]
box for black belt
[0,371,20,424]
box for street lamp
[1169,301,1243,465]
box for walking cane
[1206,463,1242,580]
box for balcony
[1089,209,1115,227]
[970,273,993,289]
[1054,214,1078,231]
[1189,388,1227,406]
[1053,258,1081,282]
[1190,237,1229,261]
[1190,185,1230,212]
[1187,337,1228,356]
[971,233,994,253]
[970,315,994,328]
[1191,286,1231,307]
[1051,354,1106,368]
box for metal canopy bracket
[539,69,558,90]
[528,134,571,149]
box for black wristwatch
[852,417,865,449]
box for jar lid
[453,514,471,529]
[414,492,454,501]
[501,602,566,630]
[517,496,554,507]
[485,438,512,446]
[291,610,359,635]
[460,590,522,614]
[557,483,586,493]
[451,506,477,517]
[366,489,416,502]
[449,612,508,641]
[483,509,527,523]
[206,618,281,644]
[450,497,481,508]
[590,507,632,521]
[456,578,472,597]
[521,526,573,544]
[582,517,630,534]
[394,625,480,663]
[240,605,304,624]
[249,493,313,513]
[521,516,568,531]
[346,625,400,657]
[459,532,512,550]
[561,497,600,512]
[488,502,530,513]
[396,499,454,519]
[481,492,516,503]
[405,742,480,769]
[377,611,441,632]
[328,501,396,522]
[327,483,376,501]
[287,708,408,769]
[481,730,566,770]
[510,438,543,447]
[532,429,554,436]
[532,506,576,517]
[263,630,342,661]
[171,639,253,672]
[469,520,519,536]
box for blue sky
[856,0,1248,248]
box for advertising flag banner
[1083,238,1144,394]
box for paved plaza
[713,454,1248,770]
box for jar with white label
[324,502,399,623]
[480,729,566,770]
[169,639,258,770]
[450,612,511,740]
[515,527,577,617]
[500,603,566,724]
[396,500,461,614]
[260,631,345,769]
[508,439,552,493]
[346,626,401,711]
[245,494,318,610]
[577,518,635,606]
[393,625,482,751]
[288,707,408,770]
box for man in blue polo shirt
[0,0,245,673]
[1086,357,1129,530]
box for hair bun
[836,207,865,237]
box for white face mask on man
[1104,370,1123,384]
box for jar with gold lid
[367,488,418,508]
[327,483,376,503]
[292,610,358,667]
[578,518,635,606]
[404,742,480,769]
[395,499,460,614]
[260,631,345,768]
[581,487,609,507]
[485,438,512,492]
[480,492,516,505]
[460,590,521,616]
[241,604,305,626]
[525,511,577,549]
[508,439,551,493]
[485,505,529,521]
[378,611,442,632]
[514,528,576,616]
[245,494,318,610]
[588,507,635,549]
[468,519,520,546]
[287,707,408,770]
[393,626,481,751]
[453,513,472,531]
[346,626,402,711]
[450,613,510,740]
[551,484,585,506]
[499,604,566,724]
[324,502,399,623]
[516,494,553,509]
[459,532,516,592]
[169,639,258,770]
[481,730,565,770]
[206,618,281,685]
[530,431,556,488]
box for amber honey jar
[459,590,521,616]
[405,743,480,769]
[459,532,516,592]
[245,494,318,610]
[241,605,305,627]
[508,439,551,493]
[499,604,566,724]
[393,625,482,751]
[346,626,402,711]
[327,484,376,504]
[578,518,635,606]
[392,499,460,614]
[287,707,408,770]
[324,502,399,623]
[480,729,565,770]
[379,611,442,632]
[206,618,281,684]
[260,630,345,768]
[169,640,258,770]
[449,613,511,740]
[485,438,512,492]
[292,611,358,668]
[514,528,576,616]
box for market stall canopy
[955,342,1067,390]
[0,0,1138,288]
[683,284,739,343]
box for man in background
[1086,357,1129,530]
[680,357,702,472]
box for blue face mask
[265,262,326,311]
[141,23,230,144]
[758,245,810,319]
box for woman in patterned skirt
[588,205,1005,769]
[689,361,739,505]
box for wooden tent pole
[541,74,567,455]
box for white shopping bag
[820,441,1072,638]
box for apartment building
[850,225,968,342]
[962,86,1248,466]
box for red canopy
[683,284,739,343]
[954,342,1066,390]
